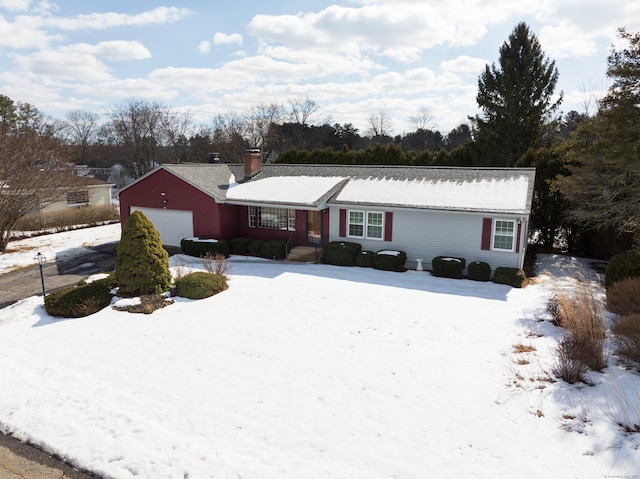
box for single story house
[33,176,113,215]
[118,150,535,271]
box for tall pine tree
[556,28,640,246]
[115,211,172,296]
[472,22,562,166]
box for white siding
[329,206,524,271]
[130,207,194,247]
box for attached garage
[130,207,194,247]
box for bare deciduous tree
[0,96,77,251]
[245,102,284,150]
[409,106,433,131]
[367,110,393,137]
[107,98,165,178]
[211,112,248,163]
[287,97,319,126]
[64,110,100,163]
[160,108,192,164]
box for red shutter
[515,222,522,253]
[339,209,346,237]
[384,211,393,241]
[481,218,492,250]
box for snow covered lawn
[0,225,639,478]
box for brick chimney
[243,149,262,178]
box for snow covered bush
[431,256,466,279]
[181,237,229,258]
[468,261,491,282]
[115,211,172,296]
[322,241,361,266]
[373,250,407,272]
[174,272,228,299]
[44,281,113,318]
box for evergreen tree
[115,211,172,296]
[556,28,640,245]
[472,22,562,166]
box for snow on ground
[0,226,639,478]
[0,223,121,275]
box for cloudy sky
[0,0,638,136]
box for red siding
[322,209,330,245]
[119,168,221,238]
[384,211,393,241]
[339,209,346,237]
[481,217,492,250]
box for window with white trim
[348,210,384,240]
[493,220,515,251]
[66,190,89,206]
[248,206,295,231]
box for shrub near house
[115,211,172,296]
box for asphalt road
[0,242,118,309]
[0,241,118,479]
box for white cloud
[43,6,191,30]
[0,13,58,48]
[440,55,487,74]
[60,41,151,61]
[198,40,211,54]
[213,32,242,46]
[247,1,541,62]
[539,24,598,58]
[11,49,113,82]
[0,0,30,11]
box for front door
[306,210,322,245]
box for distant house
[119,150,535,271]
[37,176,113,214]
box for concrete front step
[286,246,320,263]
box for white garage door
[130,207,194,247]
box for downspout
[518,217,527,270]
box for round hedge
[605,253,640,288]
[174,272,228,299]
[44,281,113,318]
[468,261,491,282]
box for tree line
[1,22,639,258]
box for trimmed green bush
[181,237,230,258]
[248,239,263,256]
[260,240,286,259]
[373,250,407,272]
[431,256,466,279]
[494,267,526,288]
[115,211,172,296]
[468,261,491,282]
[174,272,228,299]
[605,253,640,288]
[230,237,253,255]
[44,281,113,318]
[356,250,375,268]
[322,241,361,266]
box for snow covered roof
[121,163,535,215]
[333,175,531,213]
[226,176,347,208]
